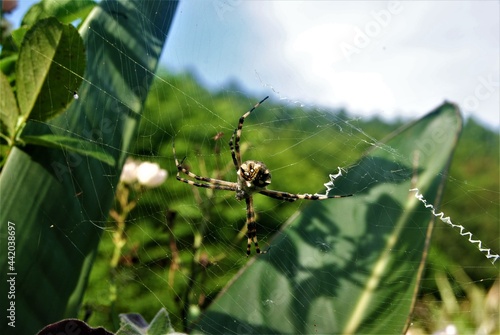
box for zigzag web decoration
[410,188,499,265]
[316,167,345,197]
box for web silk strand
[409,188,499,265]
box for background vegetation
[80,70,499,333]
[1,2,497,333]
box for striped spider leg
[173,142,238,192]
[174,96,352,256]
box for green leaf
[0,1,178,334]
[22,0,96,26]
[148,309,176,335]
[117,309,177,335]
[117,314,150,335]
[22,134,115,166]
[10,26,29,48]
[0,54,18,77]
[0,70,18,141]
[192,103,463,334]
[16,17,86,122]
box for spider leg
[259,189,352,202]
[245,196,266,256]
[229,96,269,171]
[229,131,239,170]
[175,175,238,191]
[173,139,238,191]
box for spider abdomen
[236,160,271,199]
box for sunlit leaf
[16,17,85,122]
[22,0,96,26]
[10,26,29,49]
[0,71,18,140]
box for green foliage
[434,118,499,277]
[22,134,116,166]
[83,71,499,334]
[16,17,85,121]
[411,248,499,334]
[116,309,180,335]
[191,102,462,334]
[0,1,178,335]
[0,71,17,138]
[0,17,86,155]
[21,0,96,26]
[1,1,497,333]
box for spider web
[86,72,499,332]
[3,1,499,334]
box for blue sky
[4,1,499,128]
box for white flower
[120,158,168,188]
[136,161,167,188]
[120,158,140,184]
[431,324,458,335]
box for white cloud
[252,1,500,126]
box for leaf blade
[192,102,463,334]
[16,17,85,122]
[0,2,179,334]
[22,134,116,166]
[0,70,18,140]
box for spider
[173,96,352,256]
